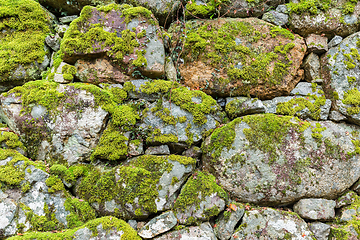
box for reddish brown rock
[169,18,306,99]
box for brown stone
[305,34,328,54]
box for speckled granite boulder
[202,114,360,205]
[154,222,217,240]
[169,18,306,99]
[231,208,314,239]
[293,198,336,220]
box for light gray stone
[329,111,347,122]
[308,222,331,240]
[336,191,358,208]
[276,4,289,13]
[138,211,177,238]
[59,15,78,24]
[128,140,144,157]
[154,222,217,240]
[145,145,170,155]
[127,219,137,230]
[165,58,177,81]
[262,10,289,26]
[293,198,336,220]
[290,82,323,97]
[45,33,60,52]
[55,24,69,38]
[306,34,328,54]
[231,208,314,239]
[225,97,265,119]
[214,202,245,240]
[328,35,343,48]
[340,208,358,222]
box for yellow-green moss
[64,198,96,228]
[311,122,326,140]
[0,149,29,187]
[90,123,128,161]
[45,175,65,193]
[0,0,51,81]
[140,80,178,95]
[7,216,141,240]
[173,171,228,224]
[287,0,333,15]
[50,164,87,185]
[146,129,178,144]
[0,131,26,151]
[342,88,360,115]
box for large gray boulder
[321,31,360,126]
[293,198,336,220]
[0,81,110,164]
[231,208,314,239]
[202,114,360,205]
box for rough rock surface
[75,155,196,219]
[154,222,217,240]
[0,0,52,92]
[169,17,306,99]
[321,31,360,126]
[173,171,227,225]
[288,0,360,37]
[231,208,314,239]
[61,4,165,80]
[225,97,265,119]
[302,52,321,82]
[305,34,328,54]
[336,191,358,208]
[293,198,336,220]
[220,0,285,18]
[214,202,245,240]
[0,81,109,164]
[138,211,177,238]
[262,10,289,26]
[308,222,331,240]
[202,114,360,205]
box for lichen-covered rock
[138,211,177,238]
[225,97,265,119]
[305,34,328,54]
[0,0,52,92]
[75,155,196,219]
[336,191,358,208]
[140,83,223,150]
[309,222,331,240]
[61,4,165,80]
[231,207,314,239]
[0,80,134,164]
[262,10,289,26]
[303,52,321,82]
[6,216,141,240]
[321,31,360,126]
[202,114,360,205]
[47,61,77,83]
[154,222,217,240]
[0,149,96,238]
[145,145,170,155]
[329,35,343,48]
[169,18,306,99]
[173,171,228,225]
[288,0,360,37]
[293,198,336,220]
[214,202,245,240]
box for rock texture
[169,17,306,99]
[202,114,360,205]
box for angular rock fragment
[138,211,177,238]
[293,198,336,220]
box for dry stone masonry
[1,0,360,239]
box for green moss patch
[0,0,51,81]
[7,216,140,240]
[0,131,26,151]
[342,88,360,115]
[173,171,228,224]
[64,197,96,229]
[50,164,87,186]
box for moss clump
[225,97,249,119]
[0,0,51,81]
[140,80,178,95]
[276,95,327,120]
[90,123,128,161]
[7,216,141,240]
[64,198,96,228]
[286,0,333,15]
[45,176,65,193]
[0,131,26,151]
[0,149,29,187]
[311,122,326,140]
[173,171,228,224]
[146,129,179,144]
[342,88,360,115]
[50,164,87,186]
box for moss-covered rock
[169,17,306,99]
[173,171,228,225]
[61,3,165,80]
[75,154,196,219]
[202,113,360,205]
[0,80,136,164]
[0,0,52,92]
[7,216,141,240]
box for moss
[0,131,26,151]
[276,95,327,120]
[342,88,360,115]
[348,76,357,84]
[64,198,96,228]
[21,181,31,193]
[0,149,28,187]
[172,19,296,96]
[0,0,51,81]
[50,164,87,186]
[90,122,128,161]
[286,0,333,15]
[311,122,326,140]
[7,216,141,240]
[146,129,178,144]
[45,176,65,193]
[173,171,227,224]
[225,97,248,119]
[140,80,178,95]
